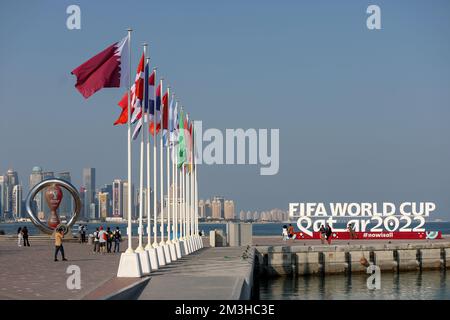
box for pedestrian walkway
[137,246,254,300]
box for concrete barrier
[372,250,397,272]
[445,248,450,268]
[347,250,372,273]
[295,252,321,275]
[396,249,420,271]
[419,248,442,270]
[321,251,347,274]
[267,252,293,276]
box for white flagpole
[159,79,165,245]
[173,120,178,241]
[193,121,198,237]
[181,163,185,240]
[152,70,158,248]
[145,63,153,249]
[166,87,171,244]
[136,43,147,252]
[186,162,190,239]
[125,28,134,254]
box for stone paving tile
[0,240,122,300]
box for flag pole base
[146,247,160,270]
[137,250,152,275]
[117,252,143,278]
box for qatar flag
[71,36,129,99]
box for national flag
[71,36,129,99]
[150,82,161,135]
[113,53,145,125]
[131,59,150,140]
[177,110,186,168]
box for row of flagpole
[70,29,203,277]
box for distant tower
[198,199,205,218]
[212,196,225,219]
[12,184,23,219]
[29,166,44,217]
[122,181,134,220]
[56,172,73,218]
[98,192,110,219]
[224,200,235,220]
[211,198,222,220]
[82,168,96,219]
[4,169,19,219]
[112,179,123,218]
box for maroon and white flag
[71,36,129,99]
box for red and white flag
[71,36,129,99]
[114,53,145,125]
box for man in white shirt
[98,226,107,254]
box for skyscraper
[29,166,44,217]
[198,199,205,218]
[12,184,23,219]
[123,181,134,220]
[212,196,225,219]
[224,200,235,220]
[0,175,5,219]
[82,168,96,220]
[56,172,73,217]
[3,169,19,219]
[112,179,123,218]
[98,192,110,219]
[211,198,222,220]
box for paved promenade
[0,240,122,299]
[137,246,253,300]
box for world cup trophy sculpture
[44,183,63,229]
[26,178,81,236]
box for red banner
[293,231,442,240]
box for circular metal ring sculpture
[25,178,81,235]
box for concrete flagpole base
[137,250,152,275]
[198,235,204,248]
[156,245,167,266]
[182,239,190,255]
[168,242,178,261]
[117,252,143,278]
[187,237,194,252]
[193,236,199,251]
[146,247,159,270]
[162,244,172,263]
[174,240,183,258]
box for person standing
[22,226,30,247]
[98,226,107,254]
[106,227,113,253]
[282,225,288,241]
[81,225,86,243]
[17,227,23,247]
[93,227,100,253]
[348,223,357,239]
[319,225,327,244]
[325,224,333,245]
[54,229,67,261]
[287,224,295,240]
[113,227,122,253]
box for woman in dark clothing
[325,224,332,245]
[22,226,30,246]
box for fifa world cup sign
[26,178,82,234]
[289,202,442,240]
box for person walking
[282,225,288,241]
[319,225,326,244]
[54,228,67,261]
[93,227,100,253]
[98,226,107,254]
[106,227,113,253]
[17,227,23,247]
[325,224,333,245]
[113,227,122,253]
[22,226,30,247]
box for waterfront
[259,270,450,300]
[1,221,450,236]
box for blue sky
[1,0,449,218]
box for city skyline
[1,1,449,220]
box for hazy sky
[1,0,449,218]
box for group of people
[282,223,357,245]
[17,226,30,247]
[319,224,333,244]
[92,226,122,254]
[282,224,296,241]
